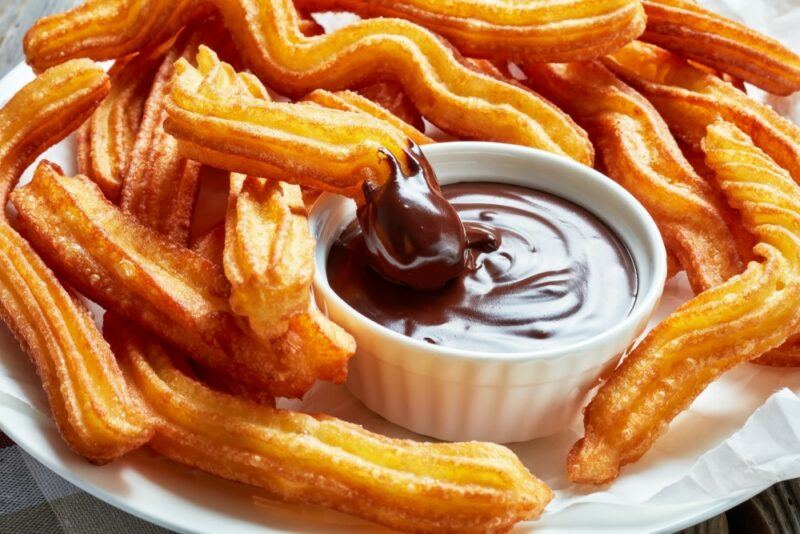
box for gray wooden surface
[0,1,797,534]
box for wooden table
[1,1,798,533]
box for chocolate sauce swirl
[329,182,638,352]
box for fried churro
[77,54,159,201]
[522,60,746,293]
[0,60,152,463]
[568,120,800,484]
[119,22,242,244]
[172,50,339,343]
[106,315,551,533]
[294,0,645,62]
[604,41,800,185]
[24,0,593,164]
[23,0,216,73]
[193,213,351,373]
[165,47,418,198]
[11,163,353,398]
[303,89,432,146]
[641,0,800,95]
[603,42,800,364]
[224,174,314,341]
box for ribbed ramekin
[309,142,666,443]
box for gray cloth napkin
[0,433,167,534]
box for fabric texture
[0,432,167,534]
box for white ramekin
[309,142,666,443]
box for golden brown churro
[603,41,800,368]
[23,0,215,72]
[294,0,645,62]
[11,163,354,398]
[604,41,800,185]
[641,0,800,95]
[302,88,432,146]
[224,174,315,341]
[119,31,208,245]
[77,54,159,201]
[106,315,551,533]
[568,120,800,484]
[166,48,330,343]
[602,43,800,366]
[522,60,746,293]
[0,61,153,463]
[24,0,593,164]
[166,47,417,198]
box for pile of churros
[0,0,795,530]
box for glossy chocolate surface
[357,143,466,291]
[328,182,638,352]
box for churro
[604,41,800,185]
[77,54,158,201]
[166,47,418,198]
[23,0,215,73]
[294,0,645,62]
[225,174,314,341]
[11,163,353,398]
[119,31,209,245]
[24,0,593,164]
[568,120,800,484]
[0,60,152,463]
[603,43,800,363]
[642,0,800,95]
[106,315,551,533]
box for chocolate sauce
[328,182,638,352]
[357,143,466,290]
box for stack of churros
[0,0,795,530]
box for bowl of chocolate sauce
[310,142,666,443]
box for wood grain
[0,0,79,75]
[0,2,797,534]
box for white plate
[0,60,797,534]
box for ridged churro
[193,214,349,375]
[119,31,208,245]
[604,41,800,185]
[522,60,746,293]
[568,120,800,484]
[166,47,418,198]
[0,60,152,463]
[294,0,645,62]
[603,43,800,364]
[106,315,551,533]
[11,163,353,398]
[167,49,335,343]
[303,88,432,146]
[225,174,314,341]
[641,0,800,95]
[23,0,215,73]
[24,0,593,164]
[77,54,159,201]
